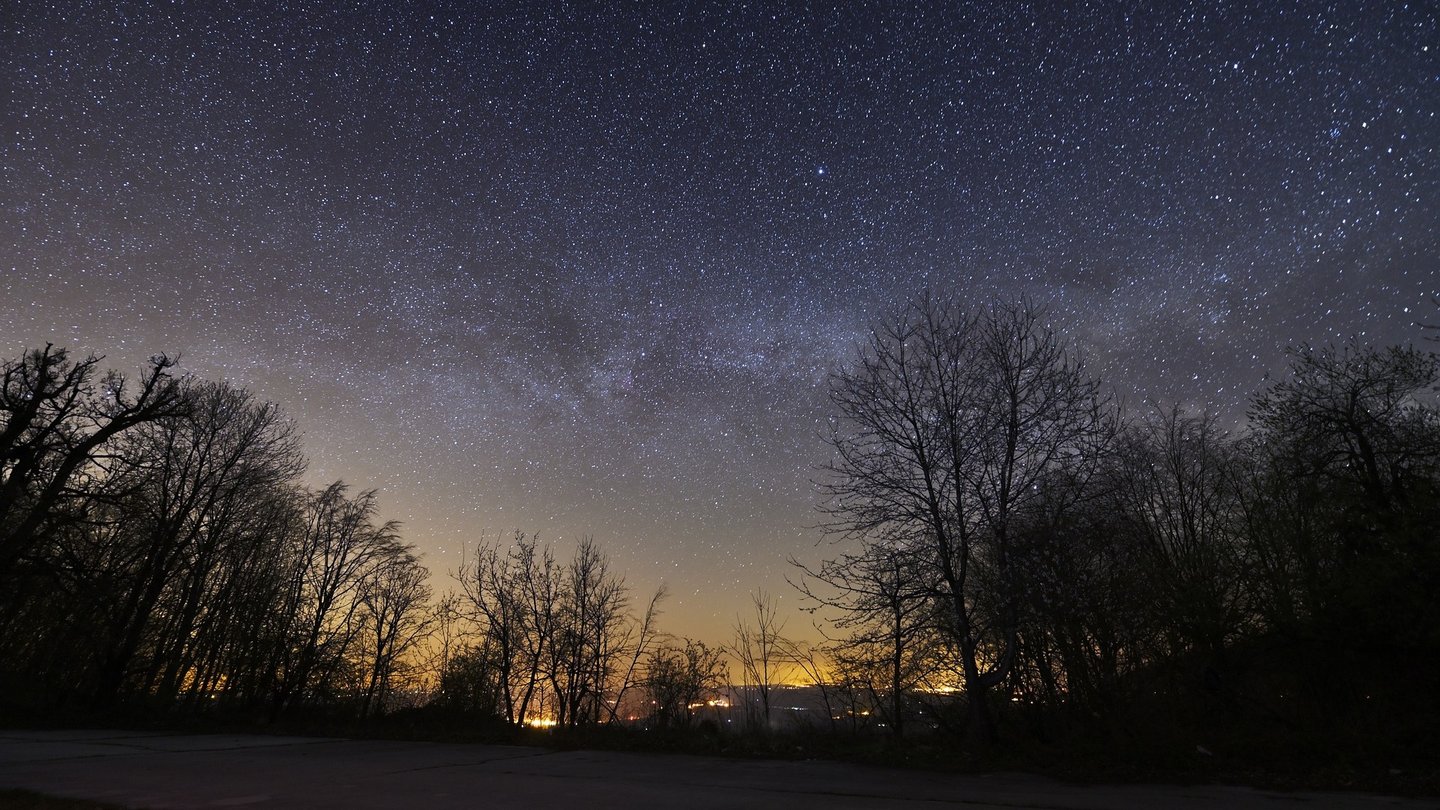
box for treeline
[440,532,668,728]
[5,299,1438,774]
[0,345,712,730]
[0,346,432,719]
[795,296,1440,761]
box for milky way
[3,1,1437,639]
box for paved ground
[0,729,1431,809]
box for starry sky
[3,1,1437,642]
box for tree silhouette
[821,296,1113,741]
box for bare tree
[511,537,561,725]
[549,537,631,727]
[791,542,937,737]
[0,345,185,574]
[270,482,396,718]
[821,295,1113,742]
[1001,460,1152,723]
[461,533,670,727]
[97,380,305,707]
[458,532,526,724]
[357,544,434,718]
[458,532,565,725]
[1243,341,1440,649]
[1113,406,1248,660]
[730,590,788,729]
[646,638,728,730]
[606,584,667,724]
[1251,341,1440,513]
[0,347,444,720]
[778,638,845,734]
[425,592,468,702]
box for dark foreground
[0,730,1428,809]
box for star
[1,0,1436,642]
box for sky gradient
[4,1,1437,641]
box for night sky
[3,2,1437,641]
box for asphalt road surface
[0,730,1429,809]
